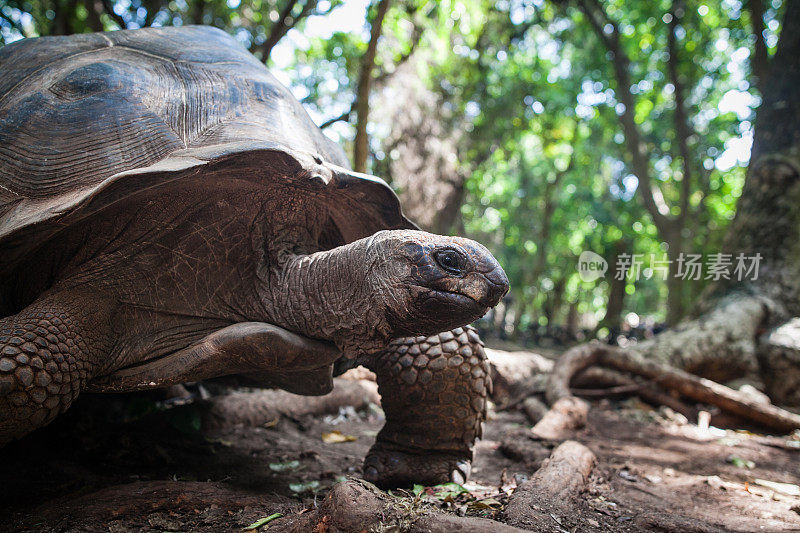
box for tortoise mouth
[412,286,491,320]
[429,289,488,311]
[388,286,489,338]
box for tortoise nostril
[482,267,510,305]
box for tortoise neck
[265,237,391,357]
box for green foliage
[0,0,784,340]
[243,513,283,530]
[284,0,782,335]
[0,0,341,51]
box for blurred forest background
[0,0,784,347]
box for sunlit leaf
[321,430,358,443]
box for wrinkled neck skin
[262,235,402,357]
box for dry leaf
[321,430,358,443]
[469,498,503,510]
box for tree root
[570,381,642,398]
[503,440,597,529]
[531,397,590,440]
[573,367,696,417]
[202,378,380,430]
[539,341,800,436]
[521,396,549,423]
[486,347,553,409]
[270,478,527,533]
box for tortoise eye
[433,249,465,275]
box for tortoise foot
[362,442,471,489]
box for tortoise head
[364,230,509,338]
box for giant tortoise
[0,26,508,487]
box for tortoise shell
[0,25,413,314]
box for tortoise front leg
[88,322,341,394]
[362,326,490,488]
[0,291,113,445]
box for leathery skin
[0,295,492,492]
[0,294,109,444]
[362,325,491,488]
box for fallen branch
[541,341,800,435]
[270,478,527,532]
[503,440,597,529]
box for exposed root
[760,318,800,405]
[531,396,589,440]
[544,342,604,405]
[600,347,800,432]
[486,347,553,409]
[628,294,768,382]
[571,382,642,398]
[202,378,380,430]
[503,440,596,529]
[521,396,549,424]
[573,367,696,417]
[270,478,527,532]
[541,341,800,436]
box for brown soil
[2,381,799,532]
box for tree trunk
[190,0,205,25]
[543,276,566,326]
[353,0,391,173]
[574,0,707,326]
[83,0,104,31]
[565,299,579,338]
[51,0,79,35]
[746,0,771,94]
[625,0,800,404]
[665,237,685,325]
[376,60,467,235]
[597,240,628,340]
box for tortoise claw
[362,442,472,489]
[451,460,471,484]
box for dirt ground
[2,370,800,532]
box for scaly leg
[362,325,491,488]
[0,291,113,444]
